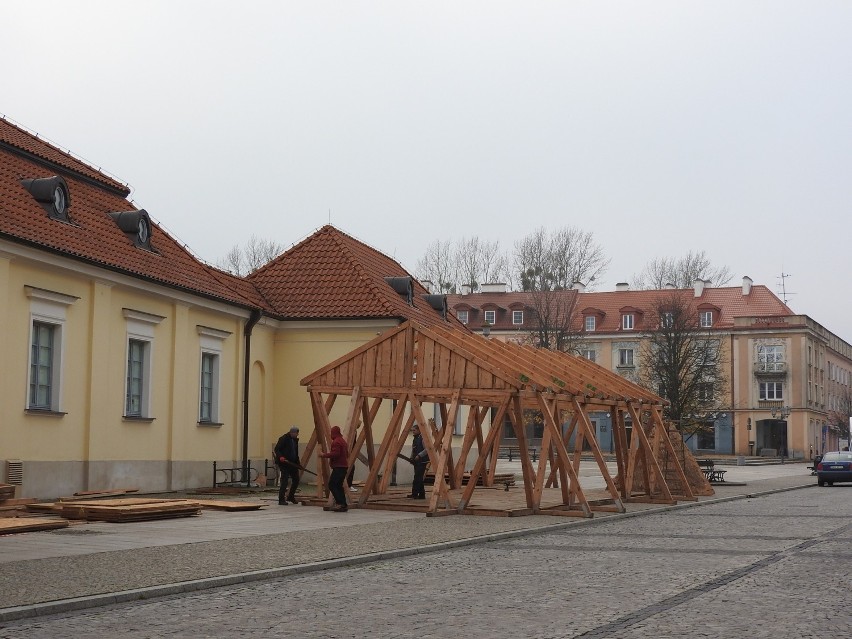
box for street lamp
[771,405,791,420]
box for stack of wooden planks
[56,498,203,522]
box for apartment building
[448,279,852,459]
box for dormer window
[585,316,596,332]
[110,209,154,250]
[457,310,468,324]
[484,310,496,325]
[384,276,414,305]
[622,314,634,330]
[21,175,71,222]
[700,310,713,328]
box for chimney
[480,282,507,293]
[421,280,434,294]
[664,282,675,289]
[572,281,585,292]
[693,278,706,297]
[460,284,471,296]
[615,282,629,292]
[742,276,753,296]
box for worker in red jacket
[319,426,349,512]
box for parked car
[816,452,852,486]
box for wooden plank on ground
[0,517,68,534]
[198,500,266,511]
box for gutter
[242,309,263,483]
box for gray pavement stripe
[572,521,852,639]
[546,531,809,541]
[489,543,775,557]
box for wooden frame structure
[299,321,705,517]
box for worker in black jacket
[274,426,301,505]
[408,423,428,499]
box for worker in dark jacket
[274,426,301,505]
[408,423,428,499]
[319,426,349,512]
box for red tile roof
[248,225,465,327]
[448,285,793,332]
[0,117,129,195]
[0,117,266,309]
[575,286,792,332]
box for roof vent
[384,276,413,305]
[21,175,70,221]
[615,282,630,292]
[421,294,448,319]
[109,209,153,249]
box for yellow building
[0,118,457,498]
[448,281,852,459]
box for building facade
[1,117,457,498]
[448,280,852,459]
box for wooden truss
[299,321,705,517]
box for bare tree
[415,236,510,293]
[828,384,852,450]
[512,226,608,352]
[415,239,458,293]
[631,250,733,290]
[638,291,727,444]
[218,235,285,276]
[514,227,609,292]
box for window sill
[25,408,67,417]
[123,415,155,423]
[198,421,224,428]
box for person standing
[319,426,349,512]
[274,426,301,505]
[347,424,358,492]
[408,423,428,499]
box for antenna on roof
[777,270,795,305]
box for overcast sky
[4,2,851,338]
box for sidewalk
[0,462,816,622]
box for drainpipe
[242,309,263,485]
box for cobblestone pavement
[2,483,849,638]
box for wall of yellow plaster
[1,254,251,466]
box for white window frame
[457,310,468,325]
[197,326,230,425]
[25,287,78,412]
[758,344,785,372]
[581,349,596,363]
[759,381,784,401]
[700,310,713,328]
[585,316,595,332]
[123,309,164,419]
[484,310,496,325]
[619,348,634,367]
[512,310,523,325]
[622,314,634,330]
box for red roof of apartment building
[448,281,793,332]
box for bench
[498,446,538,462]
[697,459,727,483]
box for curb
[0,481,814,623]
